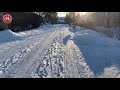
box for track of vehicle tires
[0,28,95,78]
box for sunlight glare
[78,12,87,16]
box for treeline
[0,12,58,32]
[65,12,120,40]
[65,12,120,27]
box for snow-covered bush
[92,26,120,40]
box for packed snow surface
[0,24,120,78]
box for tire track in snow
[0,31,54,78]
[0,40,39,77]
[33,31,65,78]
[64,39,95,78]
[12,30,62,78]
[0,27,95,78]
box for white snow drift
[72,27,120,77]
[0,30,21,43]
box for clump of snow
[0,30,21,43]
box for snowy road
[0,25,70,78]
[64,40,94,78]
[0,30,56,77]
[0,24,120,78]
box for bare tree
[104,12,112,28]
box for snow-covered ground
[73,26,120,78]
[0,30,22,43]
[0,24,120,78]
[0,24,72,78]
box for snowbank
[0,24,69,43]
[73,28,120,77]
[18,29,45,38]
[18,24,56,38]
[0,30,21,43]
